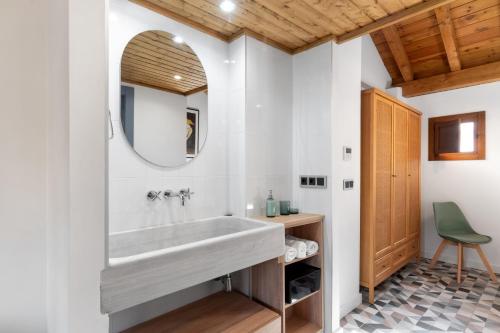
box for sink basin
[100,216,284,314]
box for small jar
[279,200,290,215]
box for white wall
[47,0,70,330]
[408,82,500,272]
[127,84,186,166]
[0,1,48,330]
[66,0,109,331]
[331,40,362,320]
[293,39,363,331]
[108,0,229,234]
[360,35,408,103]
[292,42,334,332]
[227,36,247,217]
[245,36,293,216]
[361,35,391,91]
[1,0,109,332]
[108,1,229,330]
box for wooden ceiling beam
[398,61,500,97]
[337,0,456,43]
[383,25,414,81]
[435,4,461,71]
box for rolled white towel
[287,235,319,255]
[285,245,298,263]
[285,237,307,259]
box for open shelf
[285,291,322,333]
[285,289,320,309]
[252,214,324,333]
[284,252,319,266]
[121,292,280,333]
[286,315,322,333]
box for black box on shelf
[285,263,321,304]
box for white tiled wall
[227,36,247,217]
[108,1,230,233]
[108,2,230,329]
[245,36,293,217]
[292,40,364,331]
[292,42,334,332]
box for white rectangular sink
[101,216,284,314]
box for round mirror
[120,30,208,167]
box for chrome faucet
[179,188,194,205]
[146,190,162,201]
[163,188,194,206]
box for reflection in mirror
[120,30,208,167]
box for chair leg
[474,245,498,283]
[430,240,447,268]
[457,243,463,283]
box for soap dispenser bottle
[266,190,277,217]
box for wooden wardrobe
[360,88,421,304]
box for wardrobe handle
[392,174,397,177]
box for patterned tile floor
[341,259,500,332]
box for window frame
[428,111,485,161]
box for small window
[428,111,485,161]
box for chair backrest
[433,202,475,236]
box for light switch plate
[343,146,352,161]
[300,175,327,189]
[343,179,354,190]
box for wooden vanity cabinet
[360,88,421,304]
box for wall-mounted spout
[163,188,194,206]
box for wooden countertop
[255,213,324,229]
[122,292,280,333]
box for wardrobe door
[374,96,393,258]
[407,111,421,239]
[392,105,408,247]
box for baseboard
[422,251,500,273]
[339,292,362,318]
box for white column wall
[0,1,49,331]
[331,40,363,321]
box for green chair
[431,202,497,283]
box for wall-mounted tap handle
[180,188,194,200]
[163,190,177,199]
[146,191,162,201]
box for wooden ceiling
[121,30,207,95]
[128,0,500,96]
[131,0,460,53]
[372,0,500,96]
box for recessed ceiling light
[220,0,235,13]
[174,75,182,80]
[173,36,183,44]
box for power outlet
[343,179,354,190]
[300,176,327,189]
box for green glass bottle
[266,190,277,217]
